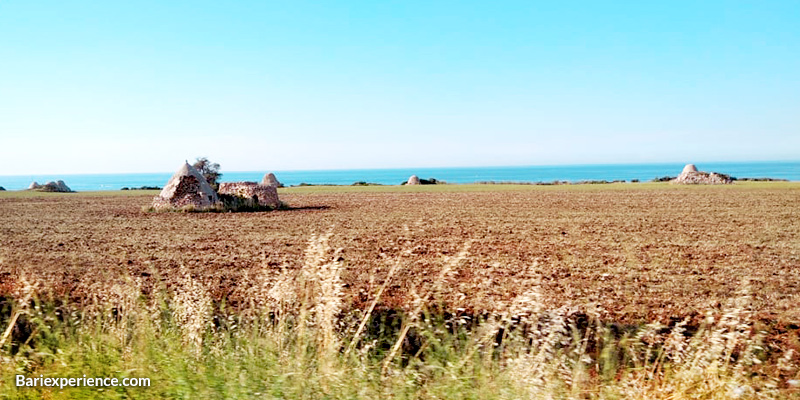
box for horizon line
[1,159,799,178]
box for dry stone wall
[217,182,280,208]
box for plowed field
[1,184,799,327]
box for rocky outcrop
[406,175,420,185]
[28,180,74,192]
[0,186,5,191]
[152,162,219,210]
[261,173,282,188]
[218,182,280,208]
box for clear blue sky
[1,1,798,174]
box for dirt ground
[1,184,799,329]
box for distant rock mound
[28,180,74,192]
[403,175,443,185]
[152,162,219,210]
[672,164,732,185]
[0,186,5,191]
[218,182,280,208]
[261,173,282,188]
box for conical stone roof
[261,172,281,187]
[152,162,219,209]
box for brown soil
[1,187,799,330]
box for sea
[1,161,798,192]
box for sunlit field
[1,183,799,398]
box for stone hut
[152,162,219,210]
[261,172,282,188]
[672,164,732,185]
[406,175,421,185]
[218,182,280,208]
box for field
[2,183,800,398]
[2,183,799,324]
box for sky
[0,1,798,175]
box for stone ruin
[28,180,74,192]
[672,164,733,185]
[152,162,219,210]
[217,181,280,208]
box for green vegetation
[193,157,222,191]
[279,181,800,194]
[121,186,162,191]
[351,181,384,186]
[0,190,161,199]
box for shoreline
[2,161,799,191]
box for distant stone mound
[28,180,74,192]
[403,176,443,185]
[261,172,282,188]
[152,162,219,210]
[0,186,5,191]
[218,181,280,209]
[672,164,732,185]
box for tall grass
[1,235,798,399]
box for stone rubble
[672,164,733,185]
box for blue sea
[1,162,798,191]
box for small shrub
[193,157,222,191]
[737,177,788,181]
[419,178,441,185]
[652,176,676,182]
